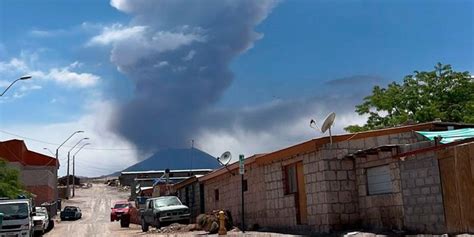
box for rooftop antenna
[310,112,336,145]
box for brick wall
[26,185,55,206]
[400,151,445,233]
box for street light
[56,131,84,199]
[66,137,89,198]
[0,75,32,96]
[43,148,55,156]
[72,142,90,197]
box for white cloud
[182,50,196,61]
[32,67,99,88]
[0,58,29,72]
[88,23,206,67]
[0,100,140,177]
[0,56,100,89]
[197,112,367,160]
[88,24,147,46]
[153,61,169,68]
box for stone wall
[202,163,265,228]
[400,151,445,233]
[262,160,298,229]
[177,181,201,222]
[303,149,359,233]
[354,150,404,230]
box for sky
[0,0,472,177]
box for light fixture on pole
[43,148,55,157]
[56,130,83,201]
[72,142,90,197]
[66,137,89,199]
[0,75,32,96]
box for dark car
[60,206,82,221]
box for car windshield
[64,207,77,212]
[114,203,129,208]
[0,203,29,220]
[154,197,182,208]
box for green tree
[345,63,474,132]
[0,158,25,198]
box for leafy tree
[0,158,25,198]
[345,63,474,132]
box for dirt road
[45,183,299,237]
[45,183,146,237]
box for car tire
[141,218,149,232]
[120,216,130,228]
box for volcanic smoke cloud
[105,0,279,151]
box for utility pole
[190,139,194,175]
[57,131,83,199]
[66,150,71,199]
[239,154,245,233]
[66,137,89,199]
[72,154,75,197]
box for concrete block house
[173,122,474,234]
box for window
[242,179,248,192]
[367,165,392,195]
[214,189,219,201]
[283,164,298,194]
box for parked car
[32,207,50,236]
[60,206,82,221]
[110,200,131,227]
[140,196,190,232]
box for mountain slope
[121,148,220,172]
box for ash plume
[103,0,279,152]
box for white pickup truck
[0,199,34,237]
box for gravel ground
[45,183,470,237]
[44,183,302,237]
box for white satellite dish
[218,151,232,166]
[310,112,336,144]
[321,112,336,133]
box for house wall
[202,163,265,229]
[26,185,55,206]
[177,181,201,222]
[198,129,449,233]
[302,149,358,233]
[262,159,298,229]
[400,151,445,233]
[354,150,404,230]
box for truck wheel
[46,220,54,232]
[154,217,161,229]
[141,219,149,232]
[120,216,130,228]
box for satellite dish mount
[310,112,336,145]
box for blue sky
[0,0,472,176]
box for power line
[0,129,143,151]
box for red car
[110,200,131,227]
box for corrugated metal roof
[416,128,474,143]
